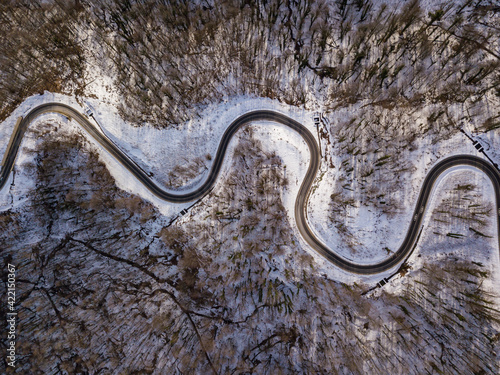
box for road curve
[1,103,499,274]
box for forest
[1,0,500,373]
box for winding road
[1,103,499,274]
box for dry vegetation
[167,155,209,189]
[1,125,499,374]
[324,0,499,248]
[432,181,494,239]
[84,0,499,129]
[1,0,500,374]
[1,0,498,187]
[0,1,86,122]
[0,1,497,129]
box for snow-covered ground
[1,92,499,285]
[0,92,316,212]
[417,168,499,290]
[308,130,488,259]
[384,167,500,301]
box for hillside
[1,0,499,374]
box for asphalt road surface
[1,103,499,274]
